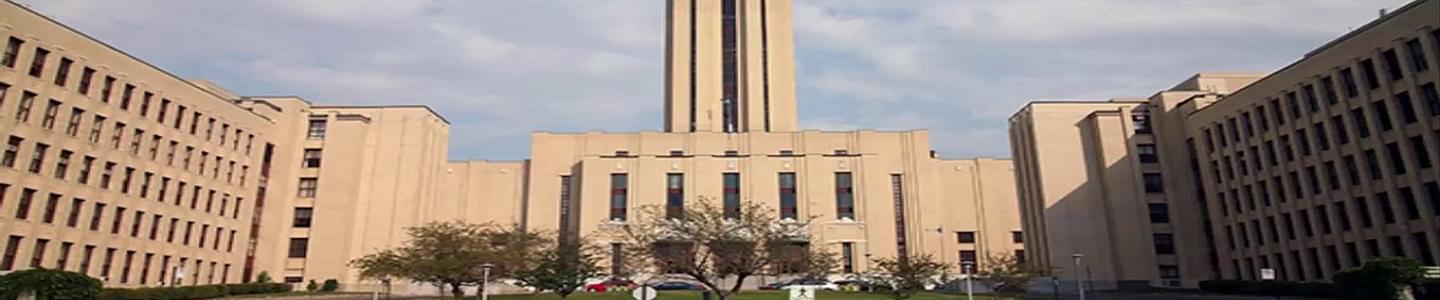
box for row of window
[3,136,246,219]
[1209,131,1438,216]
[1221,182,1440,250]
[0,84,255,188]
[600,172,857,222]
[1213,161,1440,222]
[606,149,860,158]
[2,36,257,157]
[1231,232,1436,282]
[954,231,1025,244]
[1203,30,1440,154]
[0,235,230,285]
[0,183,241,252]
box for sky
[20,0,1415,161]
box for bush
[97,283,291,300]
[1199,280,1340,299]
[306,279,320,291]
[0,269,103,300]
[322,279,340,292]
[1333,257,1426,300]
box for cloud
[20,0,1416,160]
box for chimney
[1379,8,1388,17]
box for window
[1374,100,1394,132]
[1321,76,1339,104]
[1399,187,1420,220]
[302,149,322,168]
[1423,83,1440,116]
[28,143,48,174]
[1395,92,1419,125]
[1381,49,1404,80]
[1143,173,1164,193]
[65,108,83,136]
[1332,116,1349,145]
[89,203,105,231]
[1386,142,1407,175]
[2,136,21,168]
[41,100,61,129]
[28,239,47,268]
[1415,233,1436,266]
[78,68,94,94]
[723,173,740,219]
[88,115,105,143]
[1,37,21,68]
[666,174,684,219]
[1356,197,1374,228]
[1360,59,1380,89]
[293,207,313,228]
[111,207,125,234]
[1137,144,1158,163]
[15,91,35,122]
[139,92,152,116]
[1012,231,1023,243]
[1159,265,1180,279]
[959,250,978,267]
[307,119,327,139]
[288,238,309,258]
[297,178,318,197]
[1148,203,1170,223]
[27,47,48,77]
[119,84,134,110]
[609,174,626,221]
[1405,38,1429,73]
[841,242,855,273]
[1339,67,1359,97]
[1365,149,1383,180]
[54,57,71,86]
[779,172,797,220]
[957,232,976,244]
[835,172,855,220]
[41,193,59,223]
[66,198,83,227]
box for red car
[585,278,637,292]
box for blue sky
[23,0,1413,161]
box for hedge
[1199,280,1341,299]
[98,283,292,300]
[0,269,103,300]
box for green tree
[254,271,273,283]
[0,269,102,300]
[609,198,819,300]
[513,239,604,299]
[865,254,945,300]
[1333,257,1426,300]
[322,279,340,292]
[350,221,548,298]
[975,253,1049,293]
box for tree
[0,269,102,300]
[255,271,273,283]
[975,253,1049,293]
[322,279,340,292]
[1332,257,1426,300]
[306,280,320,292]
[513,239,604,299]
[865,254,945,300]
[350,221,548,299]
[608,198,817,300]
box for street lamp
[1071,254,1085,300]
[960,261,975,300]
[478,263,496,300]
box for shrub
[96,283,291,300]
[1333,257,1426,300]
[322,279,340,292]
[255,271,273,283]
[0,269,103,300]
[1198,279,1340,299]
[307,279,320,291]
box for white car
[783,279,839,291]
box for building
[1010,0,1439,291]
[1188,0,1439,282]
[0,0,1024,292]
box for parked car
[834,279,888,291]
[651,281,702,290]
[585,278,637,292]
[759,278,839,291]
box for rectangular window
[1148,203,1170,223]
[1365,149,1383,180]
[1,37,21,68]
[41,193,59,223]
[302,149,322,168]
[66,198,84,227]
[1374,100,1394,132]
[778,172,797,220]
[1154,233,1175,254]
[27,47,48,77]
[1361,59,1380,89]
[1321,76,1339,104]
[666,174,684,219]
[1,136,19,168]
[64,108,83,137]
[1143,173,1164,193]
[891,174,908,255]
[27,143,48,174]
[835,172,855,220]
[14,189,34,219]
[307,119,327,139]
[293,207,313,228]
[1137,144,1158,163]
[1397,92,1419,124]
[41,99,60,129]
[1340,68,1358,97]
[1399,187,1420,220]
[0,236,19,271]
[28,239,47,268]
[1382,49,1404,80]
[1332,116,1349,145]
[841,242,855,273]
[1302,85,1318,113]
[16,91,35,122]
[297,178,318,198]
[957,232,976,244]
[609,174,626,221]
[1336,202,1353,231]
[1423,83,1440,116]
[1415,233,1436,266]
[54,57,71,86]
[78,67,94,94]
[723,173,740,219]
[288,238,309,258]
[1386,142,1407,175]
[1413,136,1434,170]
[1356,197,1374,228]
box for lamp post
[1071,254,1085,300]
[478,263,496,300]
[960,261,975,300]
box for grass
[222,291,371,299]
[437,291,1030,300]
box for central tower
[664,0,798,133]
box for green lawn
[470,291,1026,300]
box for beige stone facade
[0,0,1023,292]
[1010,0,1439,291]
